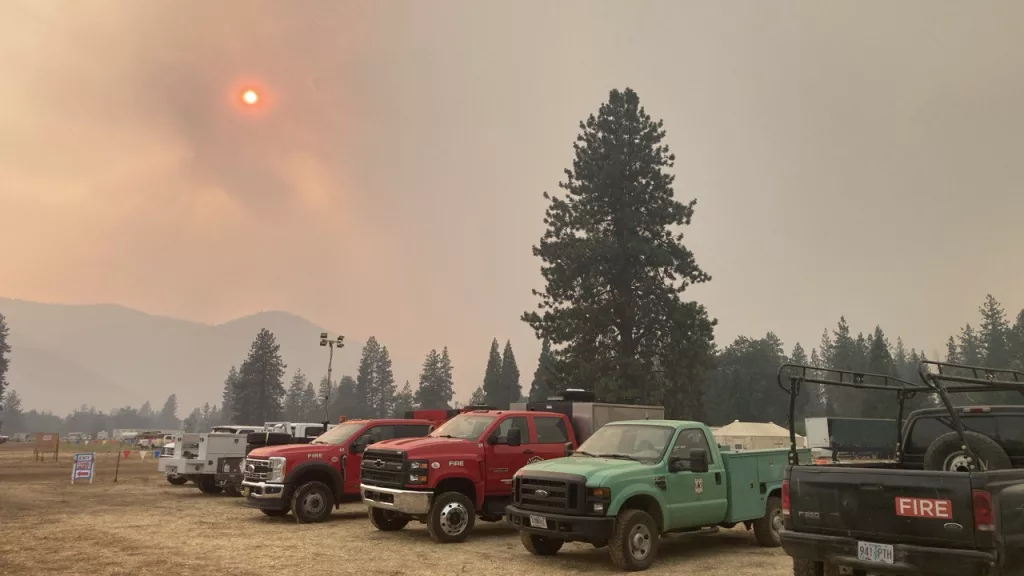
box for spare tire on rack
[246,432,295,455]
[923,431,1012,472]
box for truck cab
[360,409,578,542]
[242,418,435,523]
[506,420,802,570]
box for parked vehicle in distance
[505,420,807,571]
[243,418,437,523]
[160,424,263,486]
[804,416,898,461]
[360,393,664,543]
[778,361,1024,576]
[159,425,264,495]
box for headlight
[408,460,430,471]
[588,487,611,514]
[407,460,429,484]
[269,457,286,483]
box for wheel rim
[303,492,326,516]
[771,509,784,537]
[628,524,652,560]
[439,501,469,536]
[944,452,972,472]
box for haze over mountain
[0,298,407,415]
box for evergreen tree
[945,336,960,363]
[300,382,319,422]
[221,365,239,422]
[373,346,397,418]
[354,338,397,418]
[437,347,456,407]
[1010,310,1024,371]
[978,294,1011,367]
[958,324,983,365]
[159,394,179,428]
[284,370,309,421]
[415,349,443,408]
[481,339,503,407]
[529,340,557,402]
[522,88,715,401]
[234,329,287,424]
[318,374,336,418]
[790,342,823,418]
[182,407,203,432]
[499,340,521,408]
[704,333,788,425]
[139,401,153,420]
[1,389,24,433]
[862,326,897,418]
[0,313,10,404]
[393,380,416,417]
[330,375,358,420]
[468,386,486,406]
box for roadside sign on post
[71,453,96,484]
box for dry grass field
[0,443,793,576]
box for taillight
[782,479,791,516]
[972,489,994,532]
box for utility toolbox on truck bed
[777,361,1024,576]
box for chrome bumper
[360,484,432,515]
[241,480,286,499]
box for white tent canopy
[712,420,807,450]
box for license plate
[857,541,894,564]
[529,515,548,529]
[242,487,249,497]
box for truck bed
[720,448,809,524]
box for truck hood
[519,456,653,485]
[370,436,478,455]
[248,443,338,460]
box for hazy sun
[242,89,259,105]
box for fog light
[593,503,604,513]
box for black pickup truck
[777,361,1024,576]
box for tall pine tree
[978,294,1011,367]
[234,329,287,424]
[0,312,10,404]
[522,88,715,402]
[529,340,557,402]
[355,338,397,418]
[159,394,179,428]
[318,375,335,419]
[499,341,522,407]
[285,370,309,421]
[437,347,455,407]
[481,339,503,407]
[415,350,443,408]
[1010,310,1024,371]
[221,365,239,422]
[393,380,416,417]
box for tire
[792,559,824,576]
[521,532,564,556]
[291,481,334,524]
[753,496,783,547]
[426,491,476,543]
[166,475,188,486]
[196,476,223,495]
[923,431,1011,472]
[369,507,410,531]
[223,484,242,497]
[261,508,289,517]
[609,508,659,571]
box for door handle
[523,450,534,455]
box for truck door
[664,428,726,527]
[484,416,531,496]
[528,415,571,463]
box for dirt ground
[0,445,793,576]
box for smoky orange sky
[1,1,1022,402]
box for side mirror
[506,428,522,447]
[564,441,574,457]
[350,443,364,454]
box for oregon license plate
[529,515,548,529]
[857,541,894,564]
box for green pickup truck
[505,419,810,571]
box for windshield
[311,422,365,445]
[429,414,496,440]
[575,424,675,463]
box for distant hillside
[0,298,368,415]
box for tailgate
[789,465,976,548]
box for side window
[395,424,431,438]
[493,417,529,443]
[670,429,713,463]
[907,417,948,452]
[534,416,569,443]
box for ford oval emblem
[535,489,549,498]
[374,459,385,468]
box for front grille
[360,449,406,488]
[515,475,583,513]
[244,458,271,481]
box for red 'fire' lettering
[895,497,952,519]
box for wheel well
[620,494,664,532]
[435,477,476,503]
[767,488,781,500]
[292,466,340,501]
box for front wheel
[196,476,223,495]
[260,508,289,517]
[427,491,476,543]
[291,481,334,524]
[609,508,659,571]
[753,496,783,547]
[166,475,188,486]
[369,507,409,531]
[521,532,564,556]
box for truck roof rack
[918,360,1024,394]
